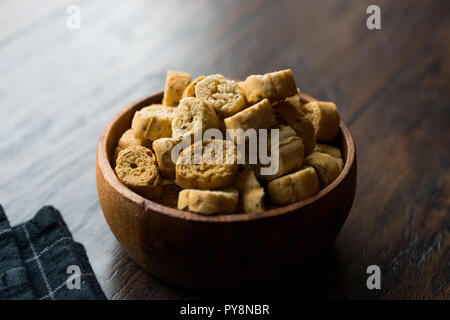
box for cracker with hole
[176,139,238,190]
[195,74,247,117]
[114,129,152,164]
[171,97,220,141]
[115,146,163,199]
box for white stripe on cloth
[24,236,72,264]
[22,225,54,300]
[0,228,11,236]
[38,273,96,300]
[6,266,26,272]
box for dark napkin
[0,205,106,300]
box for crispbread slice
[178,188,239,215]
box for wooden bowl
[96,92,357,292]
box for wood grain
[0,0,448,299]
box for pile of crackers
[114,69,344,215]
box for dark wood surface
[0,0,448,299]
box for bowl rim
[97,92,356,223]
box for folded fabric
[0,205,106,300]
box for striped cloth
[0,205,106,300]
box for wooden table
[0,0,448,299]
